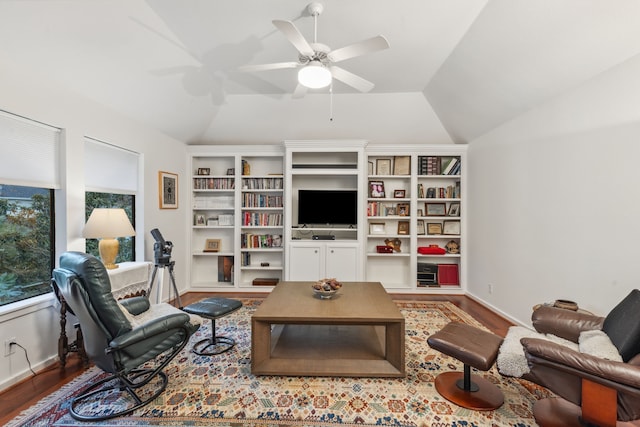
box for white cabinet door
[326,244,358,281]
[288,243,323,281]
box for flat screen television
[297,189,357,226]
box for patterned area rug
[7,299,550,427]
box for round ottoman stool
[183,297,243,355]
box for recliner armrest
[522,337,640,395]
[108,313,192,350]
[118,296,150,316]
[532,305,604,342]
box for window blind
[0,110,61,188]
[84,137,139,194]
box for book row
[241,212,284,227]
[241,233,283,249]
[193,177,236,190]
[241,177,284,190]
[417,156,461,176]
[242,194,283,208]
[418,183,461,199]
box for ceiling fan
[238,2,390,98]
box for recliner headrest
[59,251,131,338]
[602,289,640,362]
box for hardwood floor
[0,292,513,426]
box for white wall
[0,62,188,390]
[467,53,640,325]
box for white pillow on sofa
[579,330,622,361]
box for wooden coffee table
[251,281,405,377]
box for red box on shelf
[437,264,459,286]
[376,245,393,253]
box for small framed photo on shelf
[393,189,406,198]
[393,156,410,175]
[417,209,424,217]
[369,223,386,235]
[376,158,392,175]
[369,181,385,198]
[385,205,396,216]
[194,214,205,226]
[196,167,210,175]
[396,203,410,216]
[448,202,460,216]
[203,238,221,252]
[425,202,446,216]
[443,220,461,235]
[226,168,235,175]
[368,161,374,175]
[417,220,426,235]
[427,222,443,235]
[397,221,410,235]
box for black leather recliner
[52,252,200,421]
[509,290,640,427]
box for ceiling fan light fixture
[298,61,332,89]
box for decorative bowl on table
[311,278,343,299]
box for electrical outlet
[4,338,16,356]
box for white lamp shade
[83,208,135,239]
[298,61,332,89]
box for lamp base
[99,238,120,270]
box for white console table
[108,261,152,300]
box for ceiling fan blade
[327,35,390,63]
[237,62,299,72]
[292,84,308,99]
[330,66,375,93]
[272,20,315,57]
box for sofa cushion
[602,289,640,362]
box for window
[85,192,135,262]
[84,137,139,263]
[0,184,54,306]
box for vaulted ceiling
[1,0,639,145]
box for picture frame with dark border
[448,202,460,216]
[397,221,410,235]
[393,189,406,198]
[369,180,385,198]
[159,171,178,209]
[196,167,210,175]
[425,202,446,216]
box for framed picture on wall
[158,171,178,209]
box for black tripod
[147,259,182,309]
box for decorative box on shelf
[218,214,234,226]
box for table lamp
[83,208,135,269]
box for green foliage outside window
[85,192,135,263]
[0,185,54,306]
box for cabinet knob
[330,250,334,253]
[314,250,318,253]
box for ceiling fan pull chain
[329,82,334,122]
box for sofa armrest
[118,296,150,316]
[521,337,640,395]
[532,305,604,342]
[108,313,192,350]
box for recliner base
[533,398,639,427]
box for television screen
[298,190,357,226]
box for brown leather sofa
[518,289,640,426]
